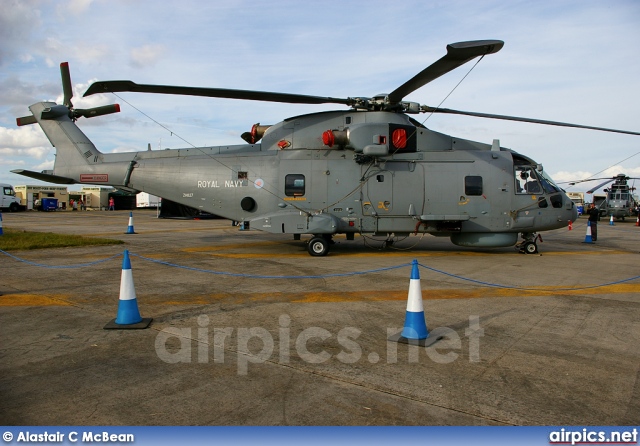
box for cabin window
[464,176,483,196]
[376,174,385,182]
[285,174,305,196]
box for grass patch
[0,228,124,251]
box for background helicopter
[569,174,640,220]
[12,40,640,255]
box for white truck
[136,192,160,208]
[0,183,22,212]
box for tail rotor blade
[16,115,38,126]
[73,104,121,119]
[60,62,73,108]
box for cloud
[0,125,49,149]
[0,147,52,160]
[0,0,42,66]
[130,45,166,69]
[0,157,25,167]
[31,159,54,171]
[56,0,94,16]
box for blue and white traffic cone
[609,215,615,226]
[0,212,3,236]
[583,220,593,243]
[125,211,137,234]
[388,260,441,346]
[401,260,428,340]
[104,250,152,329]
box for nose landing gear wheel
[308,236,330,256]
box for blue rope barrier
[0,249,122,269]
[1,248,638,289]
[418,262,640,291]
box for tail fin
[13,62,120,183]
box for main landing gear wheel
[517,232,541,254]
[522,241,538,254]
[308,236,330,256]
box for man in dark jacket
[587,203,600,241]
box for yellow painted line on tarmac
[0,294,74,306]
[267,283,639,302]
[152,282,639,305]
[5,282,634,307]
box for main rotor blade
[422,106,640,136]
[60,62,73,108]
[387,40,504,104]
[84,80,351,106]
[568,177,613,185]
[587,179,615,194]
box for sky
[1,0,639,194]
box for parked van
[0,183,22,212]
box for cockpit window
[538,170,561,194]
[515,166,560,195]
[515,167,541,194]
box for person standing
[108,197,115,211]
[587,203,599,241]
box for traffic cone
[609,215,615,226]
[568,220,572,231]
[583,220,593,243]
[0,212,3,236]
[104,250,152,329]
[636,215,639,226]
[125,211,137,234]
[388,260,442,347]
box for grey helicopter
[13,40,640,255]
[570,174,640,220]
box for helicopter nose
[569,205,578,222]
